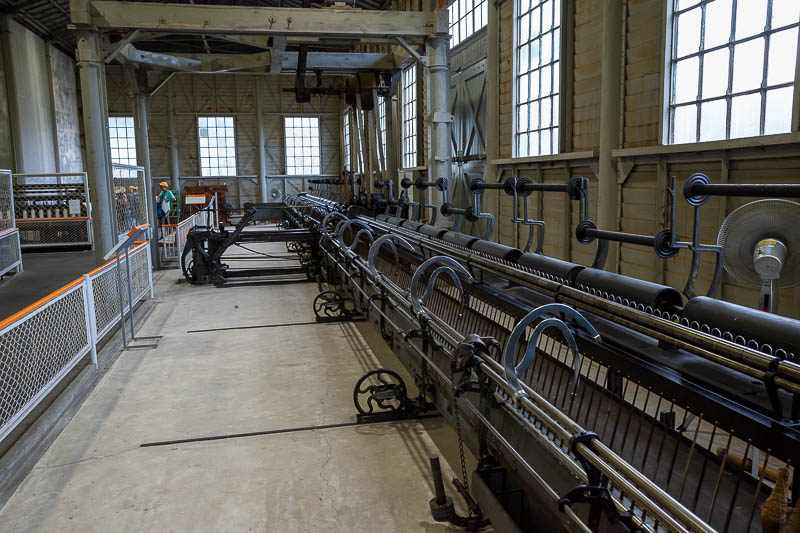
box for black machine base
[353,369,436,424]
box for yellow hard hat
[159,181,169,187]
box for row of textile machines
[277,171,800,533]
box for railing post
[145,234,155,299]
[214,192,219,228]
[176,223,183,262]
[15,231,22,273]
[82,274,98,367]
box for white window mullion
[198,116,237,177]
[343,111,351,172]
[515,0,561,157]
[449,0,487,48]
[285,116,321,176]
[402,66,418,169]
[108,116,137,166]
[668,0,800,144]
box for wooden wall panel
[572,0,602,152]
[624,0,664,148]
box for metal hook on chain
[502,304,601,404]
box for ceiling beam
[116,44,202,70]
[81,1,440,38]
[282,51,393,71]
[269,35,285,73]
[148,50,393,73]
[213,34,271,50]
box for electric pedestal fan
[717,199,800,313]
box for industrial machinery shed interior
[0,0,800,532]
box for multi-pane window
[285,117,321,175]
[449,0,488,48]
[108,116,137,165]
[357,110,366,173]
[515,0,561,157]
[198,116,237,176]
[668,0,800,144]
[378,97,388,171]
[343,111,351,171]
[402,66,418,168]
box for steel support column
[426,23,450,221]
[167,80,180,193]
[76,30,116,261]
[598,0,624,272]
[484,0,500,240]
[131,71,160,270]
[255,76,268,203]
[385,91,399,185]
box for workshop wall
[0,17,83,174]
[106,69,342,207]
[445,0,800,316]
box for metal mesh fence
[0,241,152,444]
[0,170,21,276]
[0,230,22,277]
[12,173,91,248]
[92,245,150,338]
[112,164,148,238]
[0,283,90,439]
[0,170,13,232]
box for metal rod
[579,227,655,247]
[691,182,800,197]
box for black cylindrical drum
[399,220,425,231]
[575,268,683,311]
[418,224,448,238]
[470,240,523,262]
[441,231,480,249]
[516,253,585,284]
[683,296,800,356]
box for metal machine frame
[285,187,800,533]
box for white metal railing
[159,193,217,262]
[160,213,202,261]
[0,240,154,445]
[160,224,180,260]
[0,170,22,276]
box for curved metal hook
[409,256,474,317]
[348,228,375,251]
[337,219,371,246]
[421,265,460,304]
[321,211,348,236]
[367,234,415,277]
[502,303,601,403]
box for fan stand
[717,199,800,316]
[754,238,788,313]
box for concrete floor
[0,242,474,532]
[0,250,97,320]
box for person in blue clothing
[157,181,176,228]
